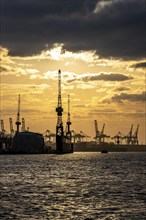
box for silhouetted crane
[56,70,64,153]
[124,124,133,145]
[94,120,110,144]
[66,95,71,133]
[15,94,21,132]
[71,130,90,143]
[132,124,139,145]
[111,131,125,145]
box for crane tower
[66,94,71,134]
[56,70,64,153]
[15,94,21,132]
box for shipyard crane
[15,94,21,132]
[94,120,110,144]
[111,131,125,145]
[72,130,90,143]
[101,123,106,143]
[21,118,26,132]
[80,131,90,142]
[72,130,82,142]
[55,70,73,153]
[101,123,105,134]
[66,95,71,133]
[94,120,99,137]
[124,124,133,145]
[9,118,14,136]
[65,94,72,141]
[56,70,64,153]
[132,124,139,145]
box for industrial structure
[0,94,45,154]
[15,94,21,133]
[132,124,139,145]
[123,124,139,145]
[72,130,90,143]
[111,132,125,145]
[94,120,110,144]
[65,95,72,137]
[55,70,73,153]
[12,131,44,154]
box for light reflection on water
[0,152,146,219]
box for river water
[0,152,146,220]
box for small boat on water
[101,149,108,153]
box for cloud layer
[67,72,133,83]
[103,91,146,103]
[1,0,145,59]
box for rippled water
[0,152,146,220]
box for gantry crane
[132,124,139,145]
[124,124,133,145]
[94,120,110,144]
[111,131,125,145]
[71,130,90,143]
[15,94,21,132]
[79,131,90,142]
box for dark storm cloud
[67,73,133,82]
[130,62,146,69]
[1,0,145,59]
[103,91,146,103]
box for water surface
[0,152,146,219]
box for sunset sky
[0,0,146,143]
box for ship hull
[11,132,44,154]
[73,142,146,152]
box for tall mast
[15,94,21,132]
